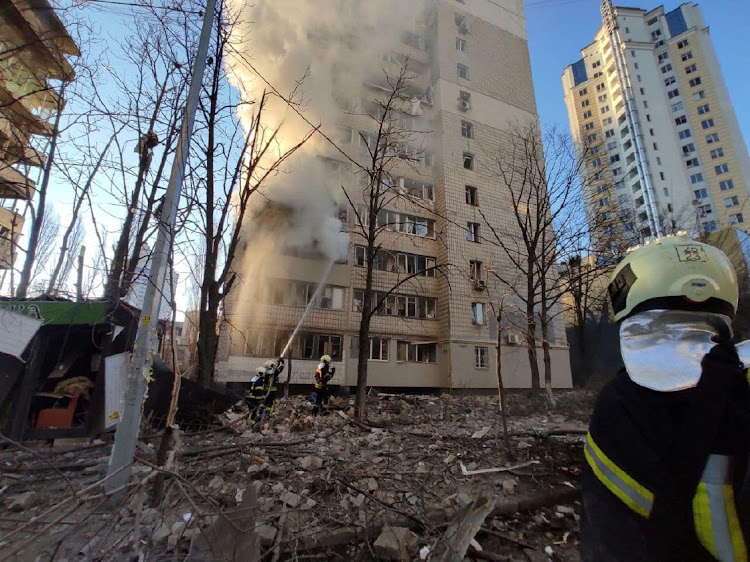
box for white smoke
[224,0,428,262]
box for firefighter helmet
[264,359,275,369]
[608,236,738,322]
[255,366,266,375]
[320,354,332,364]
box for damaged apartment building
[217,0,572,391]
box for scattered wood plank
[432,495,496,562]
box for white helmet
[264,359,275,369]
[255,366,265,375]
[320,354,332,364]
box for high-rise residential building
[0,0,79,269]
[216,0,572,391]
[562,1,750,253]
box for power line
[82,0,203,16]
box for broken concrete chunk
[8,491,37,512]
[472,426,491,439]
[502,478,518,496]
[280,491,302,508]
[351,493,365,508]
[255,524,277,547]
[152,523,171,546]
[373,527,420,561]
[299,455,323,469]
[367,477,379,491]
[555,505,575,515]
[455,492,473,509]
[208,476,225,490]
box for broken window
[463,152,474,170]
[369,338,389,361]
[467,222,480,243]
[465,185,478,205]
[398,342,437,363]
[469,260,482,281]
[471,302,485,325]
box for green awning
[0,301,108,326]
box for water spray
[280,259,336,357]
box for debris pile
[0,391,593,560]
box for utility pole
[106,0,218,490]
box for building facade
[217,0,572,391]
[562,1,750,253]
[0,0,79,269]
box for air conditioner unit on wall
[506,333,520,345]
[473,279,486,291]
[458,24,469,35]
[458,99,471,111]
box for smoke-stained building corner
[216,0,572,392]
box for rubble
[0,390,593,561]
[8,491,37,512]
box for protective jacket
[313,362,334,415]
[262,363,284,415]
[245,375,266,422]
[581,343,750,561]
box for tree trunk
[16,98,64,298]
[540,313,555,407]
[495,309,512,459]
[196,299,219,388]
[525,307,540,391]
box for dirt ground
[0,390,596,561]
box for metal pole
[106,0,218,490]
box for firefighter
[312,354,335,416]
[245,367,266,425]
[261,358,284,418]
[581,236,750,561]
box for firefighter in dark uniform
[313,354,335,416]
[245,367,266,425]
[261,358,284,418]
[582,236,750,561]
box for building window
[664,76,676,86]
[661,64,673,73]
[689,78,702,88]
[706,133,720,144]
[369,338,389,361]
[678,129,692,140]
[475,346,488,369]
[455,13,466,26]
[698,204,712,217]
[612,167,622,176]
[584,123,595,131]
[583,110,593,119]
[469,260,482,280]
[710,148,725,159]
[690,173,704,184]
[471,302,485,325]
[463,152,474,170]
[607,141,617,151]
[581,99,590,107]
[456,37,467,52]
[677,39,690,49]
[397,341,437,363]
[668,89,680,99]
[657,157,662,165]
[725,196,739,208]
[587,133,598,143]
[461,120,474,138]
[675,115,687,126]
[702,119,715,129]
[605,129,615,138]
[694,188,708,199]
[703,221,717,233]
[686,158,699,168]
[457,63,469,79]
[730,214,745,224]
[598,94,607,103]
[720,180,734,191]
[694,90,706,100]
[592,158,602,167]
[715,164,730,175]
[601,105,610,114]
[590,146,600,154]
[579,88,588,96]
[685,64,697,74]
[697,104,710,115]
[681,51,693,61]
[672,102,684,113]
[465,185,478,205]
[682,143,696,155]
[599,197,610,207]
[609,155,620,164]
[466,222,480,243]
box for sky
[525,0,750,145]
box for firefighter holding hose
[313,354,335,416]
[245,366,267,425]
[261,358,284,418]
[581,236,750,561]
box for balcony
[0,206,24,270]
[0,164,35,199]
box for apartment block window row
[353,246,437,277]
[358,207,436,238]
[397,341,437,363]
[352,290,438,319]
[269,280,346,310]
[242,329,342,362]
